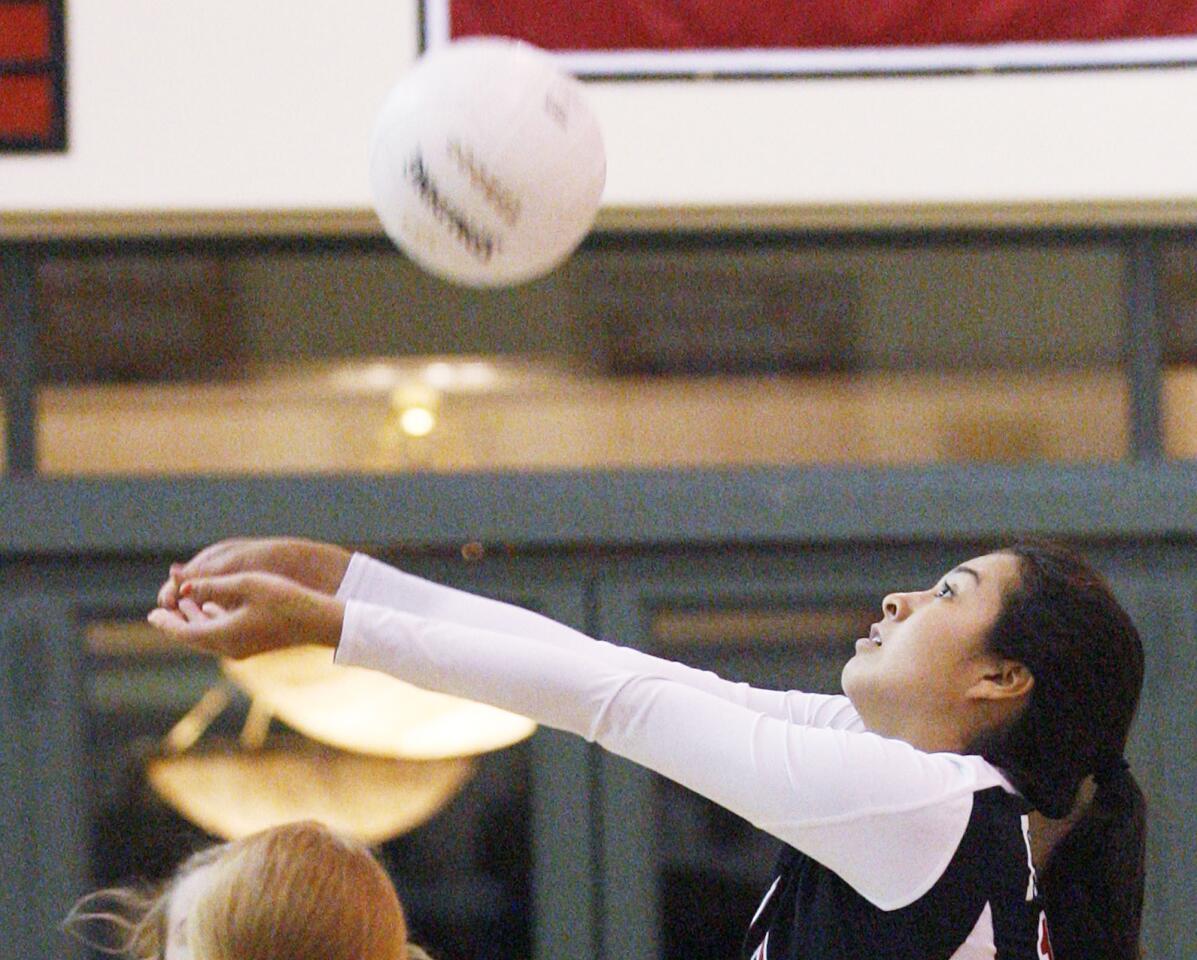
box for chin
[840,656,881,722]
[840,655,863,699]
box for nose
[882,591,914,620]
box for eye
[934,581,955,599]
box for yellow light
[221,646,537,760]
[147,741,473,843]
[398,405,436,437]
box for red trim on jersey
[1037,911,1055,960]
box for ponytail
[1041,766,1146,960]
[976,542,1146,960]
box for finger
[180,539,252,579]
[147,605,237,654]
[174,542,237,583]
[157,578,179,609]
[146,606,189,630]
[147,607,212,646]
[155,563,186,607]
[201,601,228,617]
[177,597,211,624]
[174,550,215,584]
[179,572,259,609]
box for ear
[967,658,1034,703]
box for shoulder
[787,749,1019,910]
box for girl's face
[164,863,214,960]
[841,552,1026,752]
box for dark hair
[970,541,1145,960]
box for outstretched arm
[148,574,1001,911]
[157,541,862,731]
[338,552,863,730]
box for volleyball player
[67,819,435,960]
[151,537,1145,960]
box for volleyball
[368,37,606,288]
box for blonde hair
[67,820,428,960]
[66,843,226,958]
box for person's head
[68,820,432,960]
[843,541,1145,960]
[840,549,1028,753]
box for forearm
[337,553,861,727]
[336,599,821,822]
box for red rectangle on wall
[0,2,51,62]
[424,0,1197,75]
[442,0,1197,51]
[0,71,51,138]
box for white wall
[3,0,1197,233]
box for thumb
[179,572,260,609]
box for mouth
[854,624,884,653]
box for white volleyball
[369,37,606,287]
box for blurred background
[2,2,1196,959]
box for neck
[865,712,969,754]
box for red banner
[423,0,1197,75]
[441,1,1197,51]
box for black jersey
[743,787,1053,960]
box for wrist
[319,595,348,649]
[288,539,353,595]
[316,543,353,594]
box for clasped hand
[146,537,353,659]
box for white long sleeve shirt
[334,553,1020,917]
